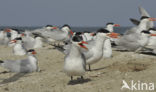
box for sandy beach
[0,45,156,92]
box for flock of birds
[0,6,156,81]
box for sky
[0,0,155,27]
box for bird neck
[68,44,81,57]
[61,27,69,33]
[138,21,148,31]
[104,39,111,49]
[95,35,106,48]
[106,26,113,32]
[11,33,18,40]
[28,55,37,62]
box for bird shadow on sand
[68,78,91,85]
[0,71,10,74]
[115,50,131,52]
[86,66,109,72]
[89,66,109,71]
[140,52,156,56]
[0,73,28,85]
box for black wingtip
[129,18,140,25]
[0,60,4,63]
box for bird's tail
[0,60,4,63]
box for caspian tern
[115,16,156,51]
[130,6,154,29]
[64,35,87,80]
[146,28,156,49]
[0,49,38,73]
[105,23,120,33]
[10,37,27,56]
[53,29,115,71]
[83,28,110,71]
[33,36,43,49]
[32,24,74,45]
[102,23,120,58]
[116,30,156,52]
[5,29,19,40]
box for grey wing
[52,44,66,54]
[52,42,72,55]
[129,18,140,26]
[123,33,140,42]
[19,59,33,72]
[81,40,95,59]
[35,29,67,41]
[63,43,72,55]
[139,6,154,28]
[83,49,94,60]
[124,27,137,35]
[116,41,140,51]
[22,37,35,49]
[115,35,140,51]
[139,6,150,17]
[83,40,95,49]
[2,60,21,72]
[117,32,140,44]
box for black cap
[27,49,35,52]
[62,24,71,29]
[75,32,82,36]
[72,35,83,42]
[97,28,110,33]
[15,37,22,40]
[148,28,156,31]
[46,25,53,27]
[141,30,150,34]
[140,16,150,20]
[106,22,114,26]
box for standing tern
[103,22,120,58]
[53,29,116,71]
[83,28,110,71]
[64,36,88,80]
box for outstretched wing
[139,6,154,28]
[139,6,150,17]
[32,29,68,41]
[129,18,140,25]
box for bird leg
[36,68,41,72]
[135,47,144,53]
[81,76,84,80]
[88,64,91,71]
[71,76,73,81]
